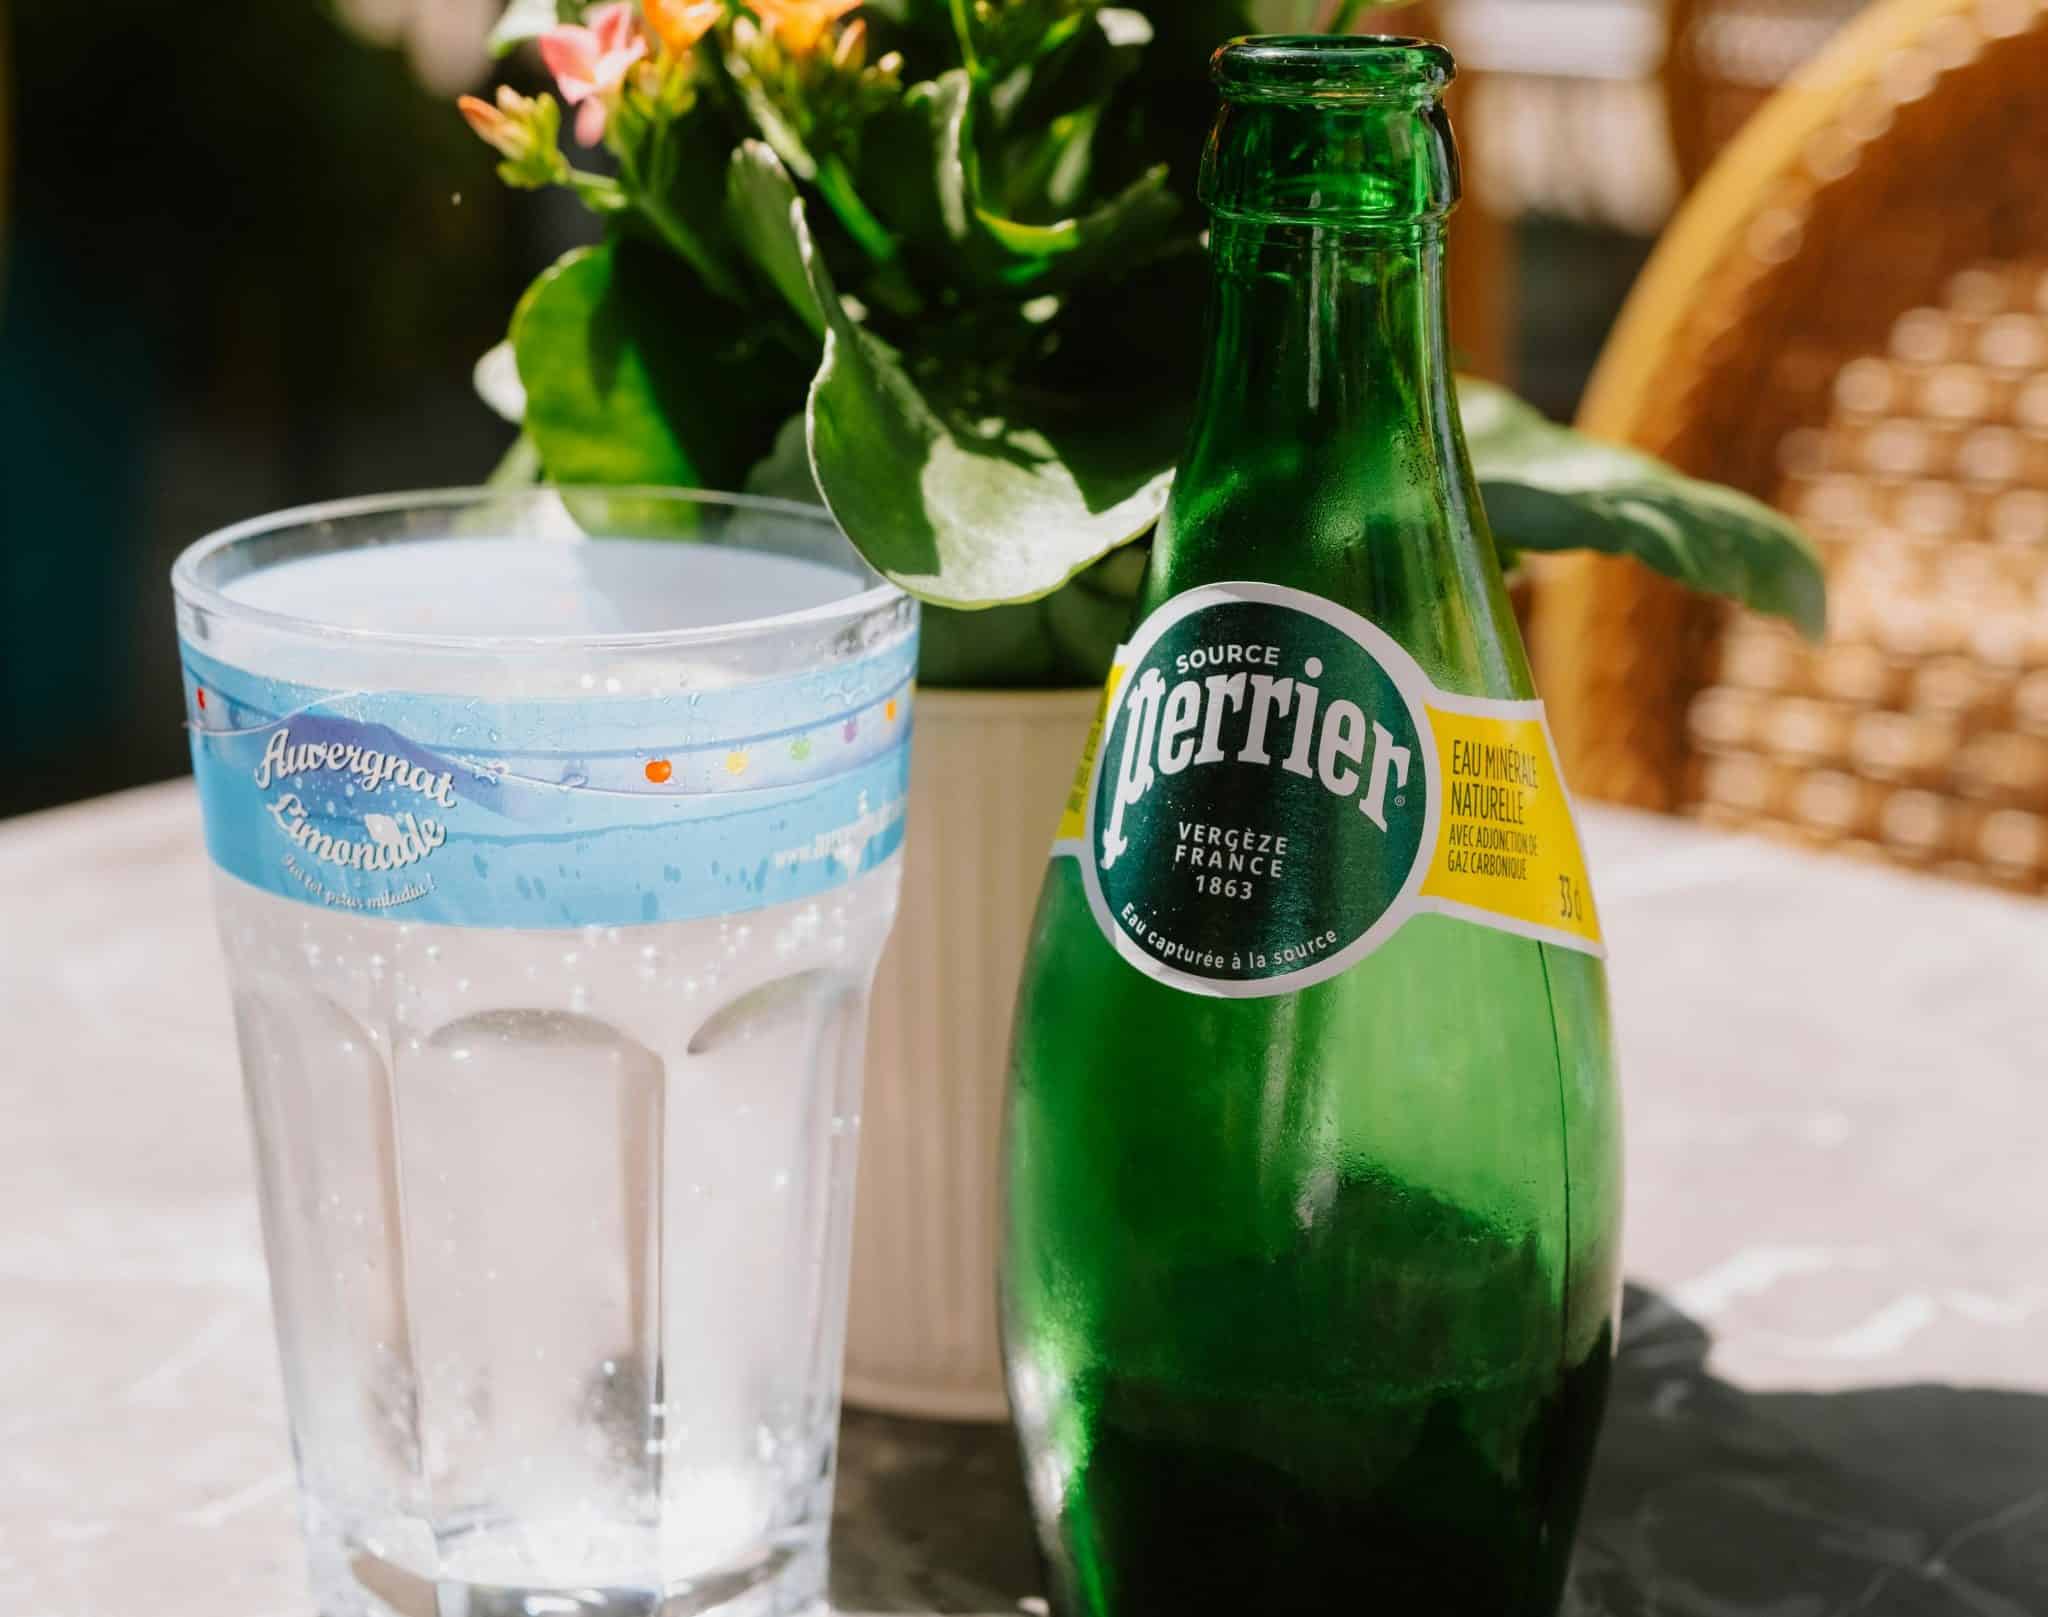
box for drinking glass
[171,488,918,1617]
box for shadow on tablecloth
[831,1287,2048,1615]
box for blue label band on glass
[181,640,916,930]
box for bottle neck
[1147,44,1530,699]
[1176,216,1464,508]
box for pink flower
[539,3,648,147]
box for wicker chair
[1664,0,1872,186]
[1532,0,2048,894]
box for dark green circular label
[1082,584,1433,996]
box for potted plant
[458,0,1824,1417]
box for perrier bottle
[1002,36,1624,1617]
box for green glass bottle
[1001,36,1624,1617]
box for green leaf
[511,240,806,491]
[724,51,821,182]
[745,414,823,504]
[473,339,527,424]
[727,158,829,341]
[918,600,1071,686]
[952,0,1098,83]
[1459,378,1829,641]
[731,142,1175,609]
[487,432,544,488]
[986,9,1153,218]
[919,545,1148,687]
[1090,0,1251,205]
[862,70,1181,293]
[609,95,750,305]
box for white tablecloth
[3,782,2042,1616]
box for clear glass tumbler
[171,489,919,1617]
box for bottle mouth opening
[1212,35,1456,105]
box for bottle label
[180,636,915,931]
[1052,582,1602,997]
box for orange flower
[645,0,725,55]
[751,0,862,55]
[539,3,648,145]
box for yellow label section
[1056,664,1126,845]
[1418,707,1603,951]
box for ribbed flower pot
[845,687,1099,1421]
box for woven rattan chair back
[1533,0,2048,892]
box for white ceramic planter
[845,686,1100,1421]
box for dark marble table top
[833,1288,2048,1615]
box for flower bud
[458,88,535,161]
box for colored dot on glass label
[725,751,749,776]
[645,759,673,785]
[843,719,860,742]
[791,737,814,761]
[195,688,207,711]
[885,700,899,723]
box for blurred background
[0,0,571,815]
[5,0,2046,898]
